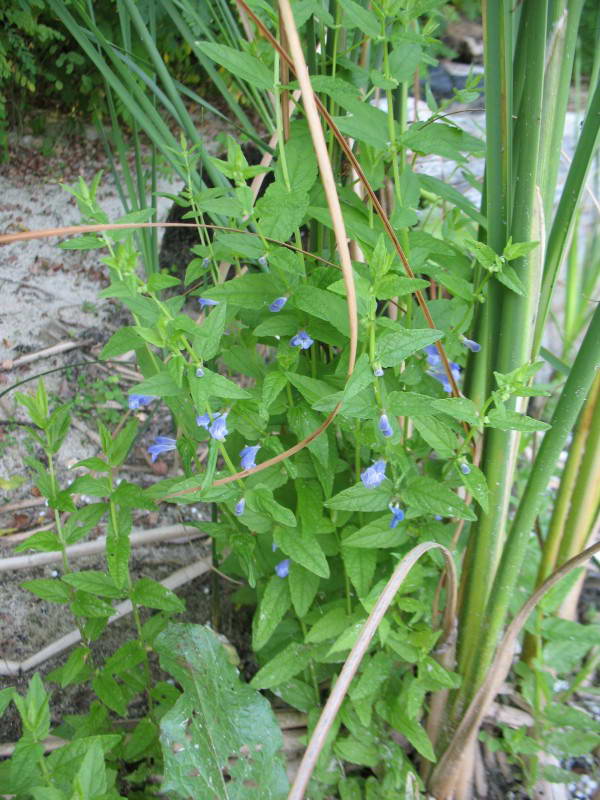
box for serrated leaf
[343,517,404,548]
[247,486,297,528]
[294,285,350,335]
[413,417,457,458]
[376,328,444,367]
[496,265,526,295]
[386,707,436,762]
[334,736,380,768]
[106,505,131,589]
[431,397,480,426]
[388,391,437,416]
[14,529,61,553]
[403,477,476,520]
[305,607,349,644]
[486,409,551,432]
[130,371,181,397]
[99,326,144,359]
[132,577,185,612]
[194,301,227,361]
[341,545,377,597]
[252,576,291,651]
[255,184,310,242]
[289,563,320,618]
[274,527,329,578]
[374,274,429,299]
[21,578,71,603]
[325,480,391,512]
[196,42,273,90]
[203,273,285,308]
[250,642,313,690]
[62,571,124,598]
[459,464,489,513]
[156,623,289,798]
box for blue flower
[240,444,260,470]
[461,336,481,353]
[269,296,288,313]
[388,503,405,528]
[258,255,268,267]
[429,362,461,394]
[148,436,177,463]
[195,367,205,378]
[424,344,441,367]
[361,460,387,489]
[373,365,384,377]
[290,330,314,350]
[379,413,393,438]
[460,462,471,475]
[196,413,212,429]
[128,394,156,411]
[198,297,219,308]
[209,413,228,441]
[234,498,245,516]
[275,558,290,578]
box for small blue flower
[388,503,405,528]
[379,413,393,438]
[195,367,205,378]
[461,336,481,353]
[424,344,441,367]
[460,462,471,475]
[240,444,260,470]
[435,514,443,521]
[258,255,268,267]
[271,542,278,552]
[148,436,177,463]
[202,257,211,268]
[361,460,387,489]
[128,394,156,411]
[373,365,384,377]
[429,362,461,394]
[275,558,290,578]
[290,330,314,350]
[234,498,245,516]
[196,412,212,429]
[269,296,288,313]
[198,297,219,308]
[209,413,228,441]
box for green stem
[471,304,600,694]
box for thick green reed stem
[457,0,546,694]
[473,304,600,692]
[538,0,585,222]
[533,77,600,356]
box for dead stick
[1,340,93,371]
[0,523,205,572]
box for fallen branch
[0,557,211,675]
[0,340,94,371]
[0,523,205,572]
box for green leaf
[274,121,317,194]
[389,42,422,82]
[193,301,227,361]
[305,607,349,644]
[326,480,391,512]
[61,571,124,598]
[544,729,600,757]
[486,409,551,432]
[385,706,436,762]
[459,464,489,513]
[293,285,350,336]
[402,122,484,163]
[403,477,476,521]
[92,672,128,715]
[156,623,289,798]
[286,372,336,405]
[202,367,252,400]
[106,505,132,589]
[46,734,121,783]
[388,391,437,417]
[340,0,379,37]
[376,328,444,367]
[250,642,313,690]
[496,265,527,295]
[274,527,330,578]
[108,419,139,468]
[255,184,310,242]
[413,416,457,459]
[247,486,297,528]
[68,475,111,497]
[99,326,144,359]
[73,740,107,798]
[47,646,91,688]
[431,397,480,426]
[252,575,291,651]
[419,175,486,227]
[71,591,115,618]
[132,577,185,612]
[196,42,273,90]
[341,545,377,597]
[203,273,285,308]
[21,578,71,603]
[14,529,61,553]
[130,371,180,398]
[289,563,320,618]
[374,274,429,299]
[343,517,405,548]
[147,273,181,292]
